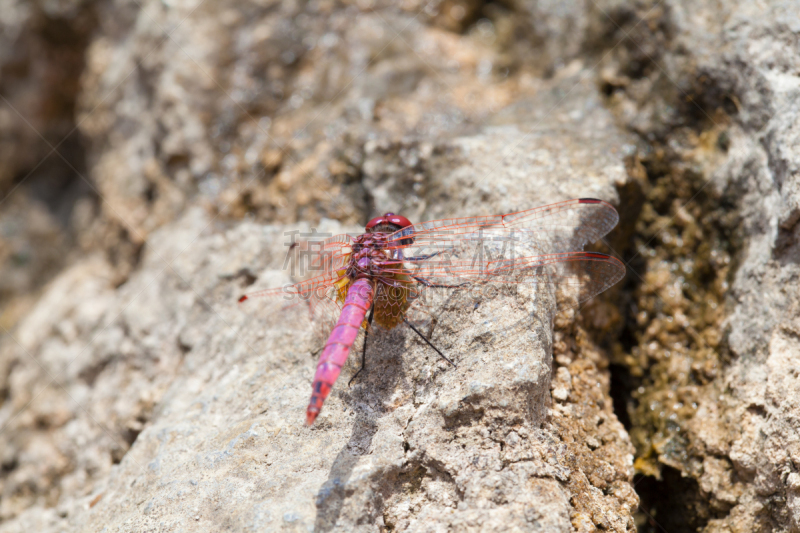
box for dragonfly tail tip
[238,295,248,303]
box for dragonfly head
[366,213,411,231]
[366,213,414,245]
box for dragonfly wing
[384,251,625,309]
[241,229,354,332]
[498,198,618,249]
[386,198,618,257]
[492,252,626,305]
[238,273,348,346]
[288,233,353,279]
[395,253,624,360]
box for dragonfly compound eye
[382,213,412,229]
[366,213,414,245]
[366,213,407,229]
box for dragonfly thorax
[348,233,393,280]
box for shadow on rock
[313,326,407,532]
[313,417,377,533]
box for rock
[0,2,640,524]
[0,1,99,326]
[0,69,638,530]
[596,0,800,530]
[7,0,800,531]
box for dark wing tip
[238,295,248,303]
[578,198,603,204]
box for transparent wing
[287,233,353,280]
[385,198,618,260]
[379,251,625,309]
[238,232,366,352]
[237,272,350,348]
[376,251,625,358]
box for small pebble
[552,387,569,401]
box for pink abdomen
[306,278,374,425]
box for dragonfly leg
[411,275,469,289]
[403,318,456,368]
[349,307,374,386]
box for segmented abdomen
[306,278,374,425]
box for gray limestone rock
[0,71,637,530]
[4,0,800,531]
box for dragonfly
[238,198,625,425]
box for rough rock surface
[595,1,800,531]
[1,0,800,532]
[0,76,638,531]
[0,1,642,530]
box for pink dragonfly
[238,198,625,425]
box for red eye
[384,213,412,228]
[365,213,413,231]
